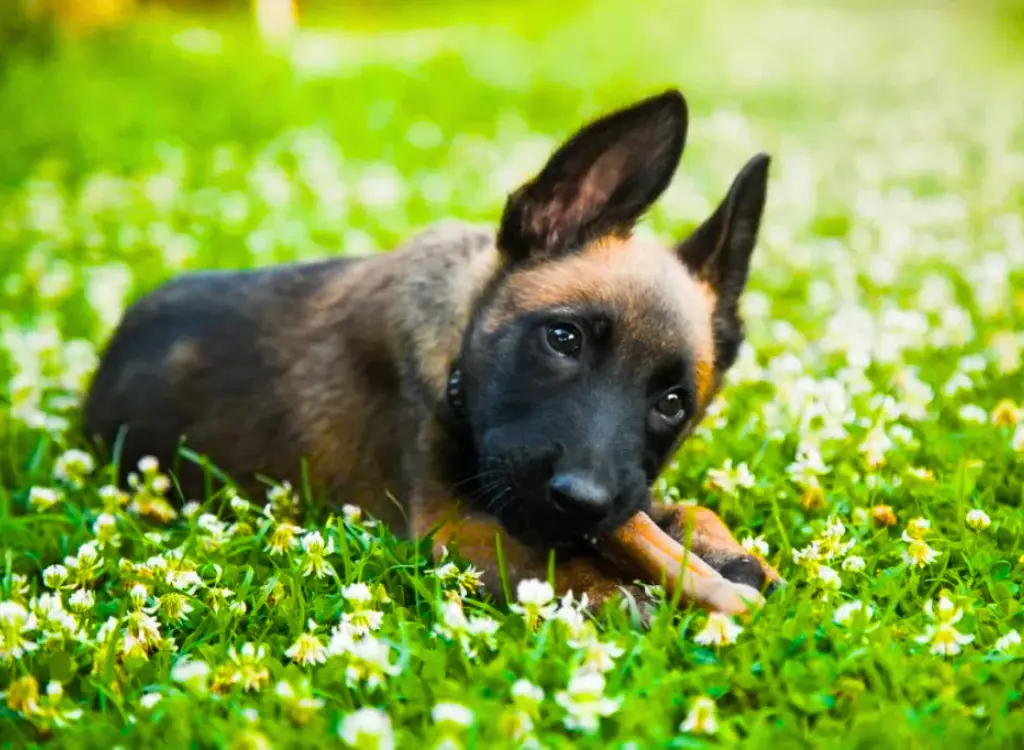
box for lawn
[1,0,1024,747]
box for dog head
[458,89,770,549]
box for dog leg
[647,502,784,593]
[412,491,653,616]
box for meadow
[1,0,1024,747]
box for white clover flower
[705,459,756,495]
[741,535,770,558]
[137,456,160,475]
[858,426,892,468]
[43,564,68,589]
[31,593,80,641]
[890,424,916,445]
[1012,425,1024,453]
[555,670,622,734]
[265,521,302,556]
[432,701,475,728]
[342,583,373,607]
[786,448,830,489]
[93,512,120,547]
[356,165,405,210]
[679,695,718,735]
[509,579,557,630]
[903,539,939,568]
[68,588,95,613]
[693,612,742,647]
[98,485,129,511]
[902,517,931,541]
[958,405,988,424]
[570,631,625,675]
[299,531,336,579]
[0,600,39,662]
[64,542,103,586]
[431,562,459,581]
[159,593,193,624]
[341,607,384,637]
[225,642,271,692]
[512,679,545,708]
[344,635,400,689]
[429,561,484,598]
[28,486,62,512]
[916,594,974,657]
[433,598,498,659]
[833,600,875,626]
[170,658,211,696]
[965,509,991,530]
[916,622,974,657]
[273,677,325,726]
[906,467,935,482]
[958,355,987,374]
[229,495,251,516]
[196,513,227,537]
[990,399,1020,426]
[53,449,95,487]
[129,584,150,610]
[123,607,166,659]
[993,630,1021,654]
[552,591,591,640]
[841,555,866,573]
[339,706,395,750]
[925,594,962,624]
[139,692,163,710]
[814,564,842,590]
[285,620,327,667]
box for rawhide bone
[600,511,765,617]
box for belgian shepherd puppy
[82,89,777,612]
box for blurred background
[0,0,1022,430]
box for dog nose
[548,472,614,517]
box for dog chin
[495,500,593,553]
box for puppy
[82,89,776,611]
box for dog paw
[714,552,781,595]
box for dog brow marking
[485,233,717,401]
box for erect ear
[678,153,770,305]
[678,153,770,371]
[498,89,688,261]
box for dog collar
[446,363,468,421]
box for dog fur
[82,88,777,612]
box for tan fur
[483,235,716,392]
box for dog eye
[545,323,583,358]
[654,389,687,421]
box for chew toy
[599,511,765,616]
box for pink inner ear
[578,147,629,212]
[540,147,628,247]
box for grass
[1,0,1024,747]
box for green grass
[2,0,1024,747]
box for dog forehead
[492,235,716,362]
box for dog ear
[498,89,688,261]
[677,153,770,370]
[678,153,770,306]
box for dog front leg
[411,487,651,614]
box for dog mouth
[473,461,645,552]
